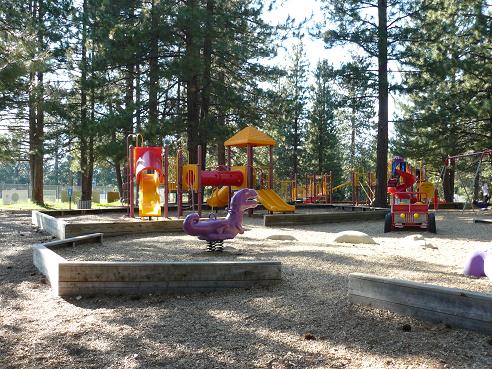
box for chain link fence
[0,183,119,203]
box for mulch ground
[1,210,491,369]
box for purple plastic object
[464,249,492,280]
[183,188,258,241]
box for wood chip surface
[1,210,491,368]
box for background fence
[0,184,119,202]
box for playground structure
[281,171,376,206]
[124,128,295,219]
[384,156,437,233]
[125,134,169,219]
[175,127,294,216]
[174,145,248,218]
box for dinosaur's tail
[183,213,200,235]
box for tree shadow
[1,210,491,368]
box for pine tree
[305,61,342,182]
[335,57,377,170]
[394,0,492,201]
[322,0,418,206]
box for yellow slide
[206,186,230,208]
[257,189,295,213]
[139,172,161,217]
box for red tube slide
[201,170,243,187]
[134,146,163,182]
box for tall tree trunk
[54,143,59,186]
[443,162,455,203]
[31,0,44,204]
[111,129,123,197]
[28,71,36,200]
[148,0,159,143]
[216,71,226,166]
[317,82,325,173]
[125,64,134,135]
[217,139,225,166]
[185,1,201,166]
[33,72,44,204]
[79,0,92,202]
[293,115,299,175]
[374,0,389,208]
[350,108,355,169]
[200,0,214,168]
[136,63,141,132]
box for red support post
[177,150,183,218]
[164,145,169,218]
[351,171,355,206]
[355,173,359,206]
[197,145,202,217]
[269,145,273,190]
[128,145,134,218]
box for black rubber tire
[384,212,392,233]
[428,213,437,233]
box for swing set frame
[446,149,492,213]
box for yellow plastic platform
[206,186,230,208]
[139,172,161,217]
[257,189,295,213]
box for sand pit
[57,210,491,294]
[2,209,492,368]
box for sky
[263,0,397,137]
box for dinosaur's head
[230,188,258,212]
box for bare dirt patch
[1,209,491,368]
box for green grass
[0,200,124,210]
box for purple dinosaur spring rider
[464,248,492,280]
[183,188,258,251]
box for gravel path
[1,210,492,368]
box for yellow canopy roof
[224,126,276,147]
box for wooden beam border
[33,234,281,297]
[32,210,185,239]
[349,273,492,335]
[264,209,388,227]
